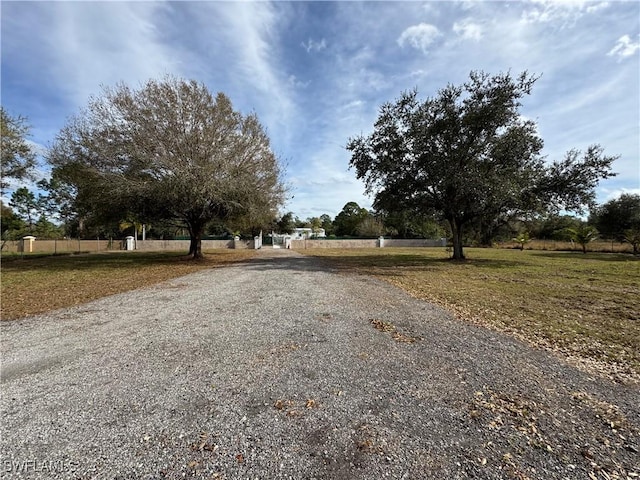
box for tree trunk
[187,222,204,259]
[479,220,494,247]
[188,235,197,257]
[193,233,203,259]
[449,219,465,260]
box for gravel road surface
[1,249,638,479]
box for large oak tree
[347,71,617,259]
[48,77,287,258]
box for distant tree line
[261,193,640,257]
[273,202,447,239]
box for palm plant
[565,225,598,254]
[119,218,150,248]
[512,232,531,251]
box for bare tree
[48,77,287,258]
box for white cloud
[452,19,483,41]
[601,187,640,202]
[457,1,479,11]
[340,100,364,111]
[607,35,640,60]
[521,0,610,27]
[301,38,327,53]
[207,2,297,144]
[288,75,310,89]
[542,73,624,118]
[44,2,179,107]
[409,69,428,79]
[25,139,47,158]
[586,2,609,14]
[337,46,392,92]
[397,23,441,53]
[214,4,281,93]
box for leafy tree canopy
[356,215,384,237]
[1,107,37,193]
[9,187,39,231]
[277,212,296,234]
[333,201,369,237]
[347,71,617,259]
[589,193,640,240]
[380,210,446,239]
[37,170,78,228]
[319,214,334,236]
[48,77,287,258]
[1,202,26,245]
[528,214,584,241]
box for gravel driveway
[1,250,638,479]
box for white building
[290,228,326,239]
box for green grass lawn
[0,250,256,320]
[303,248,640,382]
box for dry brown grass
[0,250,256,320]
[496,239,633,253]
[303,248,640,382]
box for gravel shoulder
[1,250,638,479]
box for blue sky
[1,0,639,219]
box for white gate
[271,234,291,249]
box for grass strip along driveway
[302,248,640,383]
[0,250,257,320]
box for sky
[1,0,639,220]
